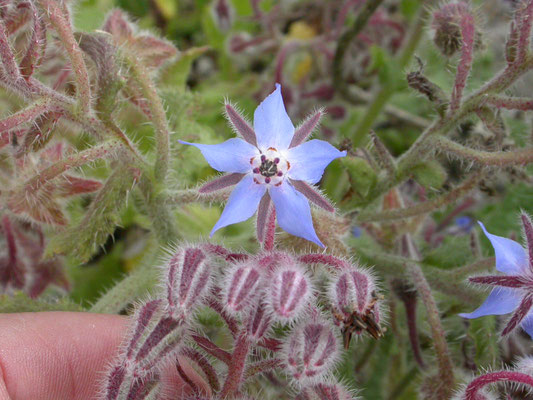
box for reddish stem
[264,204,276,252]
[298,253,349,269]
[220,332,251,397]
[465,371,533,400]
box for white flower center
[250,147,290,186]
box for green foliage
[46,168,135,263]
[0,292,83,313]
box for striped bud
[267,263,312,322]
[283,317,339,383]
[165,247,211,318]
[223,262,262,314]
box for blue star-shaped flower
[180,84,346,247]
[459,214,533,338]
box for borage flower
[180,84,346,246]
[459,214,533,338]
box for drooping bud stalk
[283,315,340,383]
[461,370,533,400]
[407,63,448,116]
[223,261,263,314]
[267,262,313,322]
[392,279,425,368]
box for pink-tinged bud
[329,266,383,344]
[223,262,263,314]
[165,247,211,318]
[432,2,479,57]
[296,383,356,400]
[267,263,312,322]
[283,317,340,383]
[212,0,233,32]
[330,266,377,316]
[245,301,272,341]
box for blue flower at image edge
[460,217,533,338]
[179,84,346,247]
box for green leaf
[411,160,447,190]
[0,292,83,313]
[45,168,135,263]
[160,46,210,88]
[341,157,378,198]
[368,46,406,90]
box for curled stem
[465,371,533,400]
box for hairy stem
[356,173,482,222]
[465,371,533,400]
[39,0,91,115]
[220,332,251,397]
[332,0,385,104]
[433,136,533,166]
[350,3,431,146]
[127,59,171,182]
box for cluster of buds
[102,244,384,398]
[102,246,212,399]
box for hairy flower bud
[432,2,480,57]
[283,316,340,383]
[329,266,383,345]
[267,263,312,322]
[165,247,211,318]
[245,300,272,341]
[223,262,262,314]
[330,266,378,317]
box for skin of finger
[0,312,129,400]
[0,312,213,400]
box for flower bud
[283,317,340,383]
[223,262,262,314]
[329,266,383,344]
[165,247,211,319]
[330,266,377,317]
[432,2,479,57]
[245,301,272,341]
[212,0,234,32]
[267,263,312,322]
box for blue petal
[520,310,533,339]
[253,83,294,151]
[211,175,266,235]
[459,287,521,319]
[179,138,258,173]
[286,139,347,184]
[479,222,528,275]
[269,182,323,247]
